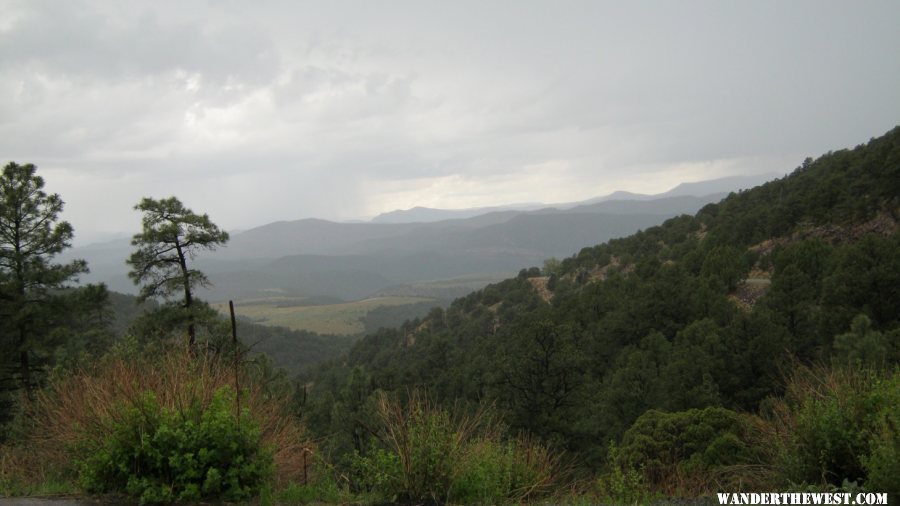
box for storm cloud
[1,0,898,244]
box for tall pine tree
[127,197,229,345]
[0,162,88,396]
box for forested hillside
[303,127,900,493]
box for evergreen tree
[0,162,88,396]
[127,197,229,344]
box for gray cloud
[1,0,898,244]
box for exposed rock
[527,276,553,303]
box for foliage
[542,257,562,276]
[594,459,657,506]
[614,407,762,492]
[303,126,900,494]
[353,391,475,502]
[450,435,556,505]
[127,196,228,344]
[862,386,900,493]
[0,162,106,437]
[832,314,895,369]
[76,386,271,503]
[126,299,232,351]
[240,317,357,374]
[350,392,556,504]
[18,347,311,499]
[759,366,900,492]
[351,443,403,498]
[127,196,229,302]
[0,455,75,498]
[263,477,348,505]
[4,127,899,502]
[361,299,441,335]
[48,284,116,371]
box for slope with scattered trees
[302,127,900,495]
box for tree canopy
[127,197,229,344]
[0,162,89,395]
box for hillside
[302,127,900,477]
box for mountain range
[62,173,777,301]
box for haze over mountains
[64,173,777,302]
[370,174,772,223]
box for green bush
[595,461,656,506]
[860,374,900,494]
[449,439,512,504]
[352,402,458,502]
[451,436,553,505]
[351,443,403,498]
[765,367,899,493]
[76,386,272,504]
[788,393,868,485]
[615,407,760,486]
[351,393,555,504]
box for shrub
[595,460,656,506]
[451,435,555,505]
[351,443,403,498]
[863,400,900,493]
[353,392,466,503]
[76,386,270,503]
[352,391,556,504]
[856,372,899,493]
[614,407,762,493]
[24,347,312,501]
[759,366,899,492]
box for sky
[1,1,898,245]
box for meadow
[213,295,435,335]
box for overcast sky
[1,1,898,244]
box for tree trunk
[175,241,195,346]
[14,214,31,397]
[15,294,31,397]
[19,347,31,400]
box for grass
[214,296,435,335]
[378,272,515,299]
[0,458,77,498]
[211,273,512,335]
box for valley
[3,4,897,502]
[213,295,434,335]
[62,175,774,337]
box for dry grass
[373,390,488,466]
[11,346,311,490]
[369,390,560,503]
[747,364,871,488]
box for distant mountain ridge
[62,173,779,301]
[371,204,546,224]
[370,173,777,223]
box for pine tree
[0,162,87,396]
[127,197,229,345]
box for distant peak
[605,190,650,199]
[663,173,779,197]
